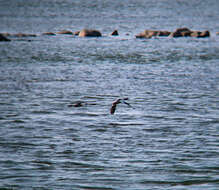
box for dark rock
[14,33,37,37]
[0,34,11,41]
[111,30,119,36]
[169,27,192,37]
[79,29,102,37]
[74,31,80,36]
[198,30,210,38]
[174,27,191,33]
[0,33,11,37]
[42,32,56,36]
[157,31,171,36]
[170,28,210,38]
[56,30,73,35]
[1,33,37,37]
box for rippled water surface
[0,0,219,189]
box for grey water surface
[0,0,219,189]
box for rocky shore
[0,27,218,42]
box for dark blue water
[0,0,219,189]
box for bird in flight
[110,98,132,114]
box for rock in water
[79,29,102,37]
[136,30,171,38]
[0,34,11,41]
[56,30,73,35]
[169,28,210,38]
[111,30,119,36]
[169,27,192,37]
[74,31,80,36]
[42,32,56,36]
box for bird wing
[110,103,117,114]
[122,100,132,107]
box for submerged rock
[42,32,56,36]
[14,33,37,37]
[0,34,11,41]
[79,29,102,37]
[68,101,85,107]
[136,30,155,38]
[56,30,73,35]
[136,30,171,38]
[0,33,37,37]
